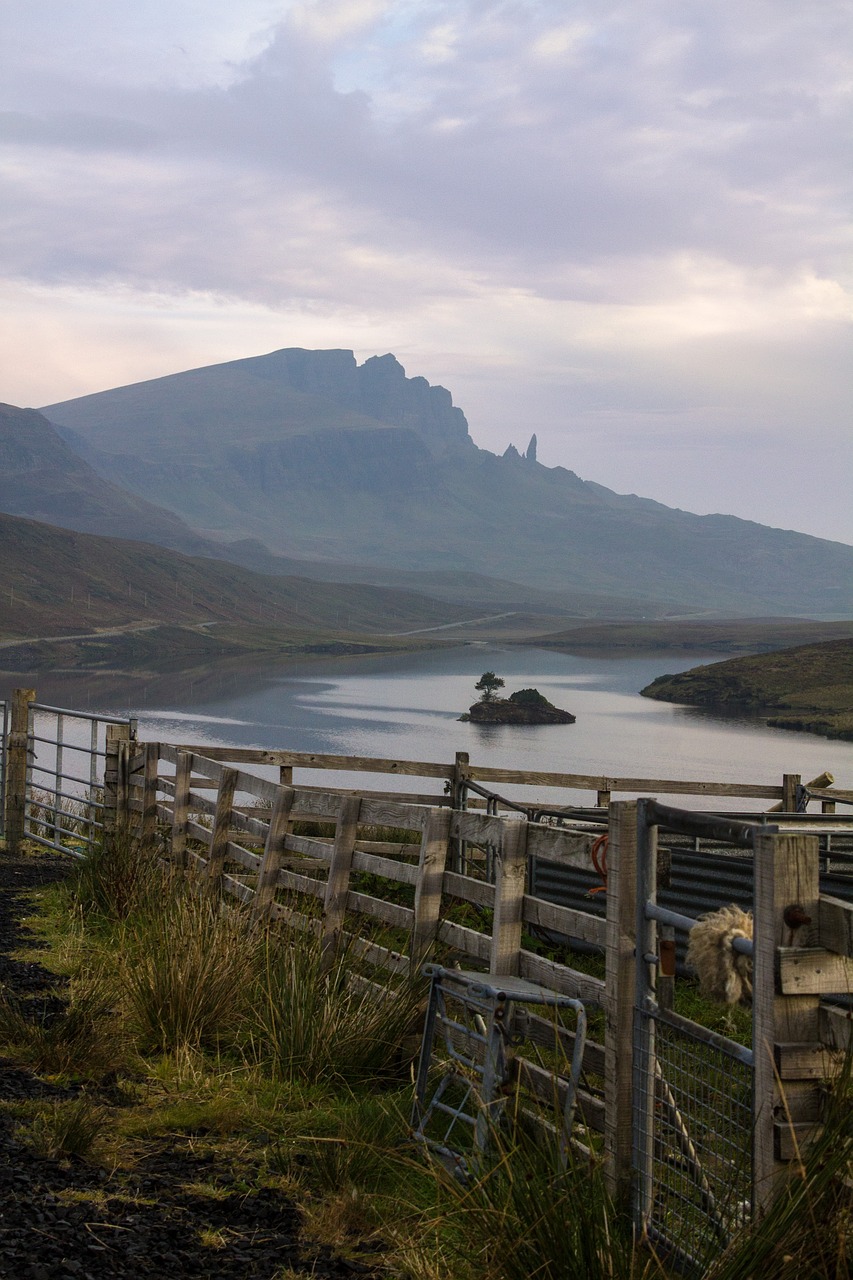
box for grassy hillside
[0,511,469,659]
[641,637,853,740]
[525,618,853,654]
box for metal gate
[633,801,764,1275]
[25,702,136,858]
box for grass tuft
[118,891,264,1053]
[17,1095,108,1161]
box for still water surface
[29,645,853,809]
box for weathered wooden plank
[221,874,255,907]
[519,950,605,1003]
[345,891,414,930]
[436,919,492,962]
[820,1001,853,1051]
[354,840,419,859]
[442,871,495,908]
[224,841,262,873]
[775,1122,822,1161]
[268,901,322,936]
[322,796,361,962]
[283,833,334,862]
[174,745,454,778]
[774,1041,844,1080]
[276,866,327,899]
[522,895,606,947]
[204,768,238,892]
[467,764,781,799]
[490,820,528,976]
[819,894,853,958]
[514,1058,606,1133]
[170,751,192,867]
[517,1009,606,1078]
[358,798,431,830]
[341,931,410,976]
[527,826,596,866]
[186,818,213,844]
[753,831,821,1210]
[141,742,160,843]
[351,849,420,885]
[411,808,452,969]
[450,811,505,845]
[779,946,853,995]
[252,786,295,922]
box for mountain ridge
[37,347,853,617]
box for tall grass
[0,971,122,1077]
[118,892,264,1053]
[706,1051,853,1280]
[68,827,171,924]
[251,930,424,1088]
[414,1122,648,1280]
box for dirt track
[0,848,380,1280]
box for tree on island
[474,671,505,702]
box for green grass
[7,834,851,1278]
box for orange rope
[588,833,608,895]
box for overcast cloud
[1,0,851,542]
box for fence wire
[634,1008,753,1275]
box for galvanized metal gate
[25,702,136,858]
[633,801,761,1275]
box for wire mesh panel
[634,1008,753,1273]
[633,801,759,1277]
[25,703,135,858]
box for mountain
[41,348,853,616]
[0,510,472,642]
[0,402,220,555]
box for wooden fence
[110,735,852,1219]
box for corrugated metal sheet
[530,849,853,964]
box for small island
[460,673,576,724]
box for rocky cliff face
[0,402,213,553]
[39,349,853,616]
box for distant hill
[41,347,853,616]
[0,402,219,555]
[524,617,853,655]
[641,638,853,741]
[0,510,471,643]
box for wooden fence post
[490,818,528,976]
[753,830,822,1212]
[411,807,452,971]
[252,785,296,923]
[604,800,638,1208]
[170,750,192,866]
[781,773,801,812]
[451,751,470,873]
[5,688,35,855]
[103,722,132,838]
[141,743,160,845]
[322,796,362,965]
[204,767,238,893]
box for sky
[1,0,851,544]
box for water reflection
[11,643,853,808]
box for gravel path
[0,849,382,1280]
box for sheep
[686,904,753,1005]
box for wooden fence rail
[115,740,850,1218]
